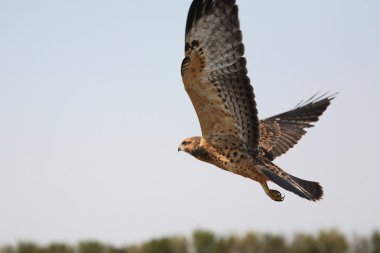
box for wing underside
[182,0,259,154]
[259,93,336,160]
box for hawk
[178,0,335,201]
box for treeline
[1,229,380,253]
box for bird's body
[180,137,262,180]
[179,0,334,201]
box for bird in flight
[178,0,335,201]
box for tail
[260,164,324,201]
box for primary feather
[259,94,336,160]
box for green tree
[372,231,380,253]
[46,243,74,253]
[139,236,188,253]
[18,242,43,253]
[141,238,168,253]
[168,236,188,253]
[211,236,240,253]
[317,230,348,253]
[106,245,127,253]
[237,232,263,253]
[352,237,371,253]
[261,234,288,253]
[290,233,319,253]
[78,241,105,253]
[124,245,140,253]
[192,230,216,253]
[0,245,15,253]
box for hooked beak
[178,145,184,152]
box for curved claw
[260,182,285,202]
[269,189,285,202]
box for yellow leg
[261,182,284,202]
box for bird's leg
[260,182,284,202]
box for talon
[261,182,284,202]
[269,189,284,202]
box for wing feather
[182,0,259,154]
[259,94,335,160]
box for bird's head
[178,137,201,154]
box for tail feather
[261,167,323,201]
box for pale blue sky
[0,0,379,245]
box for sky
[0,0,380,246]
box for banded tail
[260,163,323,201]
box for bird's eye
[182,141,189,145]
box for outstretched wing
[259,94,336,160]
[182,0,259,154]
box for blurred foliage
[317,229,348,253]
[106,246,125,253]
[261,234,288,253]
[79,241,104,253]
[45,243,74,253]
[140,236,188,253]
[192,230,216,253]
[1,230,380,253]
[291,233,320,253]
[0,245,15,253]
[17,243,42,253]
[373,231,380,253]
[238,231,264,253]
[352,236,371,253]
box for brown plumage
[179,0,335,201]
[259,94,335,161]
